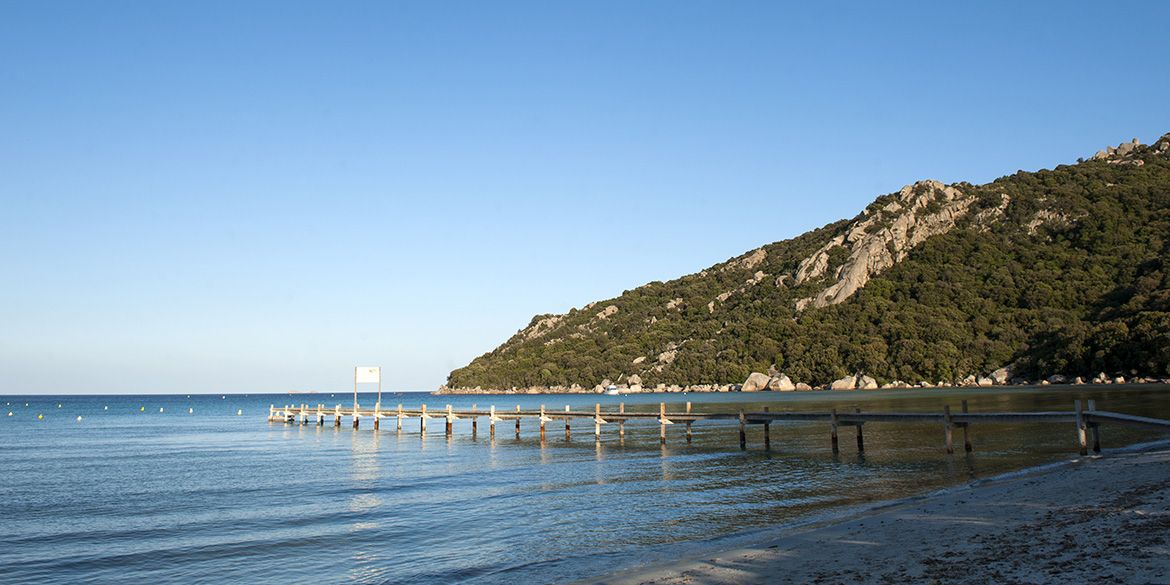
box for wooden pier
[267,399,1170,455]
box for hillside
[443,134,1170,393]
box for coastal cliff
[443,134,1170,394]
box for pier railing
[267,399,1170,456]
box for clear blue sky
[2,2,1167,394]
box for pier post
[397,404,403,432]
[489,405,496,438]
[659,403,667,445]
[594,403,601,441]
[855,407,864,452]
[335,405,341,427]
[373,403,380,430]
[1075,400,1088,456]
[317,404,324,426]
[830,408,839,454]
[515,405,521,438]
[420,404,427,435]
[961,400,972,453]
[564,405,571,441]
[944,405,954,454]
[471,404,478,437]
[763,407,771,450]
[353,411,360,430]
[539,405,546,441]
[738,410,746,450]
[685,402,693,444]
[445,404,453,437]
[300,404,307,425]
[269,404,275,421]
[1088,399,1100,453]
[618,403,625,439]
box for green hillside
[445,134,1170,391]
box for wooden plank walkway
[267,399,1170,456]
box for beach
[591,445,1170,584]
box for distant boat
[605,385,620,396]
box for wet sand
[590,446,1170,585]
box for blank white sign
[355,366,381,384]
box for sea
[2,385,1168,584]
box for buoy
[37,414,44,420]
[159,407,164,413]
[6,411,12,417]
[57,403,62,408]
[236,409,242,416]
[76,415,83,421]
[140,406,145,412]
[104,406,108,410]
[188,408,193,414]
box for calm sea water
[2,386,1168,584]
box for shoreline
[584,440,1170,584]
[437,379,1170,395]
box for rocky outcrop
[723,248,767,272]
[1092,138,1141,161]
[708,270,768,313]
[596,305,619,320]
[1090,135,1170,166]
[794,180,977,310]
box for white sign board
[355,366,381,384]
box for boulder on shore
[990,367,1011,385]
[831,375,857,390]
[741,372,771,392]
[976,376,995,387]
[795,382,813,391]
[767,374,796,391]
[858,375,878,390]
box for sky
[2,1,1168,394]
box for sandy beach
[590,445,1170,585]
